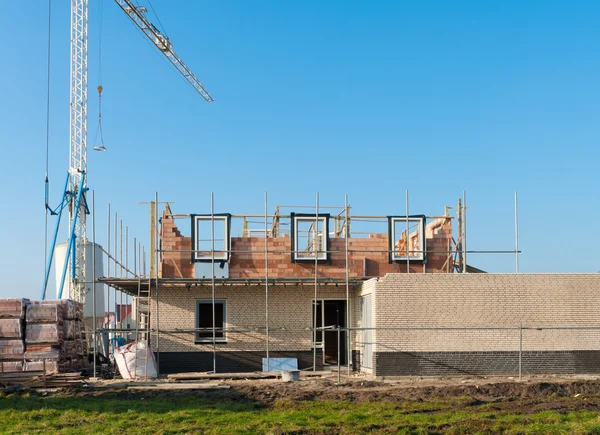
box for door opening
[313,300,347,365]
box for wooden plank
[168,372,280,381]
[167,370,333,381]
[128,383,229,391]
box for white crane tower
[42,0,213,302]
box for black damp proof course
[190,213,232,263]
[290,213,331,264]
[387,215,427,264]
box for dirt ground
[51,374,600,414]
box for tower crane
[42,0,213,302]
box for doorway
[360,294,373,372]
[313,300,347,365]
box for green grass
[1,392,600,434]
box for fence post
[519,325,523,381]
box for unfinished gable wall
[160,214,193,278]
[160,214,453,278]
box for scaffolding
[86,190,522,378]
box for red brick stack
[23,300,87,373]
[0,299,28,373]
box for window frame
[388,215,427,263]
[190,214,232,263]
[195,299,227,343]
[290,213,330,263]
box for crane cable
[93,0,106,151]
[44,0,52,280]
[147,0,168,38]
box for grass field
[2,379,600,434]
[2,392,600,434]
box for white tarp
[114,341,157,379]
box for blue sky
[1,1,599,299]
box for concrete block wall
[160,214,452,279]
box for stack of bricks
[24,300,87,373]
[0,299,28,373]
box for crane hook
[93,85,106,152]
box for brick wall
[147,273,600,375]
[150,284,357,353]
[161,217,193,278]
[371,274,600,376]
[160,214,452,279]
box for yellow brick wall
[373,274,600,352]
[150,284,356,353]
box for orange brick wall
[160,213,452,278]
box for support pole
[337,326,341,384]
[114,211,117,314]
[92,190,97,378]
[313,192,319,372]
[406,190,410,273]
[462,190,467,273]
[122,225,127,328]
[150,202,156,279]
[120,220,123,278]
[211,192,216,373]
[265,192,270,372]
[107,204,110,318]
[514,191,519,273]
[345,194,350,376]
[154,192,160,373]
[519,325,523,381]
[114,212,118,276]
[457,198,463,273]
[126,227,129,277]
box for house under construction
[101,198,600,377]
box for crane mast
[69,0,89,302]
[42,0,213,302]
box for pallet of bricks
[0,299,28,373]
[24,300,88,373]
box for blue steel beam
[58,172,87,300]
[41,173,71,300]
